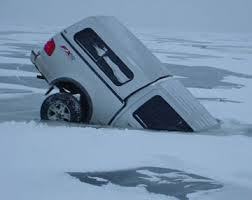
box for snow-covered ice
[0,26,252,199]
[0,122,252,200]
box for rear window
[133,96,193,132]
[74,28,134,86]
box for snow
[138,31,252,75]
[0,83,45,94]
[0,25,252,199]
[0,122,252,200]
[0,68,37,77]
[189,76,252,123]
[0,93,33,100]
[136,169,215,184]
[0,56,31,65]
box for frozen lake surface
[0,26,252,200]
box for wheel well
[55,81,81,94]
[52,79,93,123]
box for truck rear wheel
[41,93,81,123]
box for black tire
[41,93,81,123]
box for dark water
[68,167,223,200]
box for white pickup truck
[30,16,219,132]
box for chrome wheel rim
[47,101,71,121]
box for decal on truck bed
[60,45,75,60]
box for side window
[74,28,134,86]
[133,95,193,132]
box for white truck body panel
[112,77,219,132]
[31,16,219,132]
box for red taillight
[44,39,55,56]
